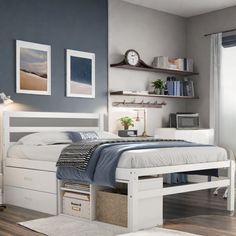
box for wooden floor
[0,189,235,236]
[163,189,236,236]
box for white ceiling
[122,0,236,17]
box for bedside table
[155,128,214,144]
[155,128,215,184]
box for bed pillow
[17,132,72,146]
[68,131,120,142]
[96,131,120,139]
[68,131,99,142]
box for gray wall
[186,6,236,128]
[109,0,188,135]
[0,0,108,114]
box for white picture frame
[16,40,51,95]
[66,49,95,98]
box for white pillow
[96,131,120,139]
[17,132,72,146]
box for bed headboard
[2,111,104,159]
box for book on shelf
[152,56,194,72]
[166,78,195,97]
[64,182,90,191]
[167,80,174,96]
[63,192,90,201]
[184,58,193,72]
[185,80,195,97]
[64,185,90,191]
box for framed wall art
[16,40,51,95]
[66,49,95,98]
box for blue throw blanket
[57,139,211,187]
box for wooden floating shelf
[110,91,198,99]
[110,64,198,76]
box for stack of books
[63,192,90,201]
[166,78,194,97]
[64,181,90,192]
[152,56,194,72]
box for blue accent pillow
[68,131,98,142]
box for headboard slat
[9,127,101,133]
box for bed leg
[57,180,62,215]
[227,160,235,213]
[128,171,139,232]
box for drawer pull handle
[24,197,32,201]
[71,202,81,207]
[24,177,32,181]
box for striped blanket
[56,138,183,171]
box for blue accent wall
[0,0,108,113]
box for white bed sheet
[7,144,228,168]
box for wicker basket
[96,189,127,227]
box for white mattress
[7,144,228,168]
[118,146,227,168]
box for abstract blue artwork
[71,56,92,85]
[67,50,95,98]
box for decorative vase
[124,125,129,130]
[155,88,161,95]
[155,88,165,95]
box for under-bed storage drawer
[5,186,57,215]
[4,167,56,194]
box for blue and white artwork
[67,50,95,98]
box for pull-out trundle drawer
[5,167,57,194]
[5,186,57,215]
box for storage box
[63,192,90,219]
[96,189,127,227]
[96,177,163,229]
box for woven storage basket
[96,189,127,227]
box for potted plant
[119,116,134,130]
[152,79,166,95]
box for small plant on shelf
[152,79,166,95]
[119,116,134,130]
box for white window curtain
[220,38,236,155]
[209,33,222,145]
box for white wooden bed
[2,111,235,232]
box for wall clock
[111,49,152,68]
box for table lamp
[0,93,13,105]
[134,109,151,137]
